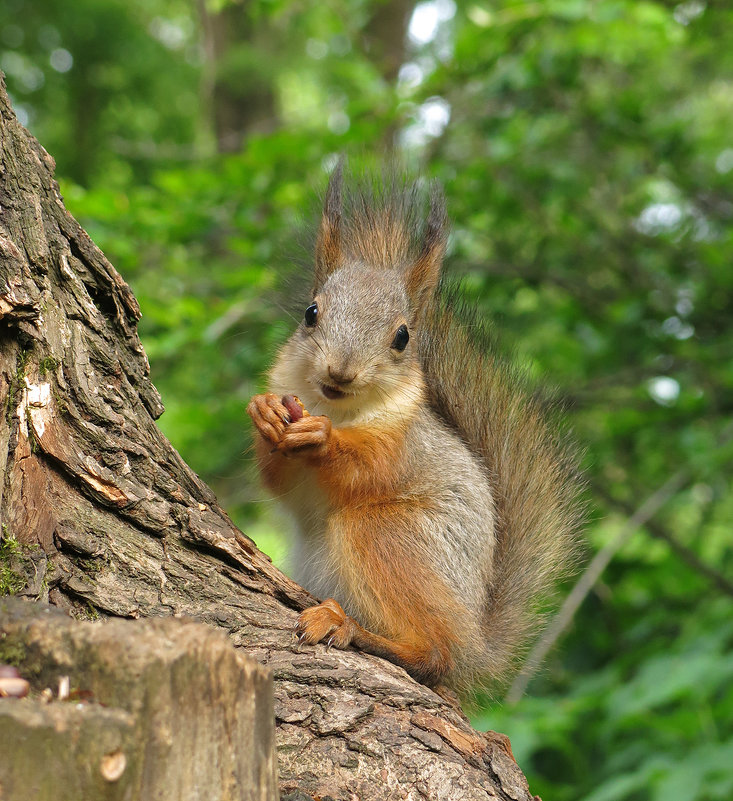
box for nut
[282,394,306,422]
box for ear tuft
[315,158,345,285]
[405,183,447,314]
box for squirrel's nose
[327,365,357,385]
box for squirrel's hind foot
[296,598,356,649]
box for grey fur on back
[418,290,584,684]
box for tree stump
[0,73,535,801]
[0,597,278,801]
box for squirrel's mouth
[320,383,348,400]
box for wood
[0,597,278,801]
[0,73,535,801]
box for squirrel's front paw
[295,598,355,649]
[246,393,291,445]
[275,414,331,456]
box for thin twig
[593,484,733,598]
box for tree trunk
[361,0,415,84]
[0,75,535,801]
[196,0,278,153]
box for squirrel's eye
[304,302,318,327]
[391,324,409,352]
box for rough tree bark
[0,75,536,801]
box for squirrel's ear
[315,159,344,286]
[406,184,447,313]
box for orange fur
[336,502,462,673]
[296,597,453,684]
[254,435,299,495]
[315,217,342,280]
[247,402,465,684]
[314,160,343,283]
[306,424,407,505]
[298,423,466,684]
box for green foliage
[478,598,733,801]
[0,533,26,596]
[3,1,732,798]
[1,0,200,185]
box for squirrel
[247,163,583,693]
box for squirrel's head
[271,163,448,425]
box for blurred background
[2,0,732,798]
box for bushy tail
[419,287,584,687]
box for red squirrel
[248,164,582,692]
